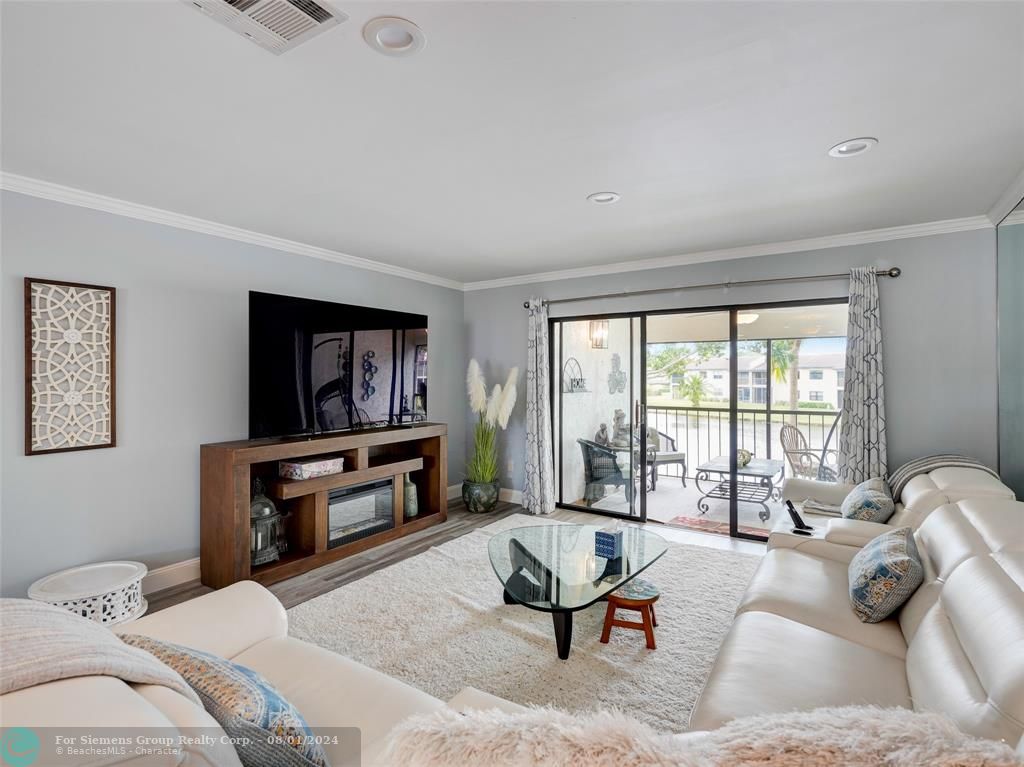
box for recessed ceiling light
[828,137,878,158]
[363,17,425,57]
[587,192,621,205]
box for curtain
[523,298,556,514]
[838,267,888,483]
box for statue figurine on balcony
[594,423,610,446]
[612,409,630,447]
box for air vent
[184,0,346,54]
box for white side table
[28,561,148,626]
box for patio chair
[779,423,839,482]
[578,439,632,505]
[643,427,687,491]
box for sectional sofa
[689,469,1023,754]
[3,468,1020,765]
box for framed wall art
[25,278,116,455]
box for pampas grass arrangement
[466,360,518,484]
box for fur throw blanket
[0,598,200,705]
[386,705,1021,767]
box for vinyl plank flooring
[145,500,762,613]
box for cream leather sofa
[688,494,1024,754]
[0,582,522,767]
[770,466,1015,562]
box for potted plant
[464,359,518,513]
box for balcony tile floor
[575,474,784,537]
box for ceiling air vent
[184,0,346,54]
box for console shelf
[200,423,447,589]
[270,456,424,499]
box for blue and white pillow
[841,477,895,523]
[121,634,329,767]
[848,527,924,623]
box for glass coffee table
[487,524,668,659]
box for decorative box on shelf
[595,527,623,559]
[278,454,345,480]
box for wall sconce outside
[590,320,609,349]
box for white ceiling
[3,1,1023,284]
[647,304,848,344]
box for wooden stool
[600,577,659,650]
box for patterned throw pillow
[841,477,895,523]
[848,527,924,623]
[121,634,329,767]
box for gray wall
[998,218,1024,497]
[1,192,466,597]
[0,190,1001,597]
[464,228,999,491]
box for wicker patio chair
[578,438,631,505]
[780,423,839,482]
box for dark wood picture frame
[25,277,117,456]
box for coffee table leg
[503,588,516,605]
[552,611,573,660]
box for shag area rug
[287,514,761,731]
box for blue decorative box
[595,528,623,559]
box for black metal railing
[646,405,841,481]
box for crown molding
[462,215,993,291]
[2,172,997,293]
[0,172,464,291]
[988,166,1024,226]
[1002,209,1024,227]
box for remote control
[786,500,814,531]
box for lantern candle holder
[250,478,282,566]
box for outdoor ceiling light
[590,320,609,349]
[737,313,760,325]
[828,137,878,158]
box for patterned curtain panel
[523,298,555,514]
[838,267,888,483]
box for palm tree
[682,374,707,408]
[770,339,802,423]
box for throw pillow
[841,477,895,523]
[848,527,924,623]
[120,634,329,767]
[385,705,1020,767]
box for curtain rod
[522,267,901,308]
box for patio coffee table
[487,524,668,660]
[695,457,785,523]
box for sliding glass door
[733,302,847,536]
[552,315,645,520]
[644,311,734,532]
[552,300,846,541]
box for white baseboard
[447,484,461,500]
[499,488,524,505]
[142,558,200,595]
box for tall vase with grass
[464,359,518,513]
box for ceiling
[647,304,848,344]
[3,1,1023,284]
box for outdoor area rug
[286,514,762,731]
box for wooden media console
[200,423,448,588]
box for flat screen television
[249,291,427,439]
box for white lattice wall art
[25,278,116,455]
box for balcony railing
[646,405,842,481]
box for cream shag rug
[287,514,761,731]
